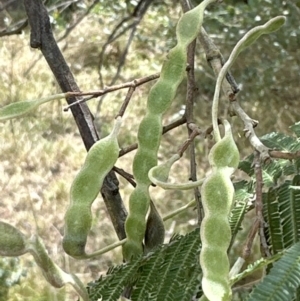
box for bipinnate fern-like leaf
[290,122,300,138]
[247,241,300,301]
[263,187,284,254]
[87,258,141,301]
[153,232,200,301]
[229,180,254,250]
[239,122,300,181]
[263,175,300,255]
[87,181,259,301]
[88,229,202,301]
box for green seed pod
[144,200,165,254]
[149,154,180,184]
[63,117,122,258]
[208,120,239,170]
[200,120,239,301]
[0,221,27,256]
[28,235,89,300]
[148,154,206,190]
[0,93,66,121]
[63,206,92,257]
[123,0,217,261]
[28,235,66,288]
[123,185,150,259]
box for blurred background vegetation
[0,0,299,300]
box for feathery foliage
[87,229,202,301]
[248,242,300,301]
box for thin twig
[177,129,202,157]
[24,0,98,76]
[113,166,136,187]
[232,102,270,162]
[241,151,269,259]
[109,25,138,88]
[242,218,260,260]
[97,0,154,88]
[181,0,203,224]
[57,0,99,42]
[64,73,160,110]
[197,23,271,161]
[254,151,271,257]
[269,150,300,160]
[117,86,136,118]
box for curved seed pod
[63,117,122,258]
[148,154,206,190]
[208,120,239,170]
[212,16,285,141]
[144,200,165,254]
[201,17,284,300]
[0,93,66,121]
[200,120,239,301]
[28,235,89,300]
[28,235,66,288]
[0,221,88,300]
[123,0,217,261]
[0,221,28,256]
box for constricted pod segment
[200,120,239,301]
[63,117,122,258]
[123,0,218,261]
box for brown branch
[198,26,237,100]
[108,24,138,90]
[232,102,270,162]
[64,73,160,110]
[23,0,100,76]
[240,151,268,261]
[177,129,202,157]
[254,151,271,257]
[180,0,203,224]
[24,0,127,240]
[242,218,260,260]
[113,166,136,187]
[269,150,300,160]
[97,0,154,88]
[117,86,136,118]
[196,20,271,162]
[57,0,100,42]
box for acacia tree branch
[96,0,154,117]
[57,0,100,42]
[64,72,160,109]
[180,0,203,224]
[23,0,127,240]
[97,0,154,88]
[254,151,270,257]
[197,23,270,161]
[23,1,98,76]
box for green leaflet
[248,242,300,301]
